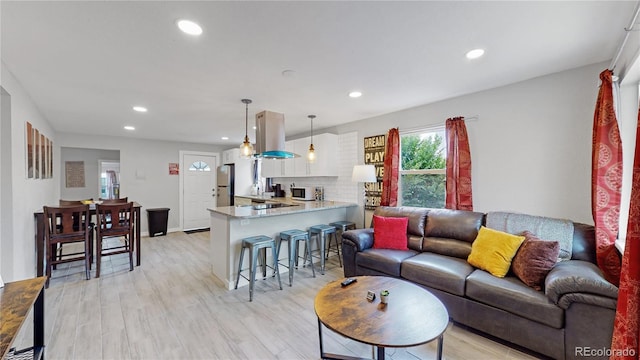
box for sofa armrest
[545,260,618,308]
[557,293,618,310]
[341,228,374,278]
[342,228,374,252]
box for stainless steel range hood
[254,110,298,159]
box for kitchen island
[208,200,357,290]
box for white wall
[0,87,11,281]
[55,133,223,233]
[1,63,57,281]
[613,9,640,82]
[329,62,610,224]
[60,147,119,200]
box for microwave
[291,187,315,201]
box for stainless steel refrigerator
[216,164,235,206]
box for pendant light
[307,115,316,163]
[239,99,254,158]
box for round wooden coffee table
[314,276,448,360]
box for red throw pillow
[373,215,409,250]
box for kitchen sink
[242,203,299,210]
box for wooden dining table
[33,202,142,277]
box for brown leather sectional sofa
[341,206,619,360]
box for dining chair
[43,204,92,288]
[53,199,95,269]
[95,202,134,278]
[98,197,129,237]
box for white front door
[182,153,218,231]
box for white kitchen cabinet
[234,157,254,196]
[262,133,339,178]
[222,148,241,164]
[308,133,338,176]
[292,138,309,177]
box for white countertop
[209,200,357,219]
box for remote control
[341,278,357,287]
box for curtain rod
[610,0,640,71]
[400,115,479,134]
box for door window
[189,161,211,171]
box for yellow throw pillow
[467,226,525,277]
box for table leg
[317,317,324,358]
[34,213,45,277]
[34,285,45,356]
[437,334,443,360]
[135,207,141,266]
[377,346,385,360]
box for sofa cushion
[401,253,474,296]
[571,222,596,263]
[374,206,429,238]
[486,211,573,261]
[372,215,409,250]
[467,227,525,278]
[466,270,564,329]
[423,237,472,259]
[511,231,560,290]
[356,249,418,277]
[424,209,484,243]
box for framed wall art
[65,161,85,188]
[25,121,53,180]
[363,134,385,210]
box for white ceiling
[1,1,636,146]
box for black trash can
[147,208,170,237]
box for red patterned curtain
[445,117,473,210]
[381,128,399,206]
[610,107,640,359]
[591,69,622,286]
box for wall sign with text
[169,163,179,175]
[364,134,385,210]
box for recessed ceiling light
[177,19,203,36]
[221,136,229,140]
[349,91,362,98]
[253,126,256,130]
[133,106,147,112]
[124,126,135,131]
[466,48,485,60]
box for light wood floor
[14,231,542,360]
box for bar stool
[307,224,340,275]
[330,221,356,234]
[329,221,356,260]
[277,229,316,286]
[234,235,283,301]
